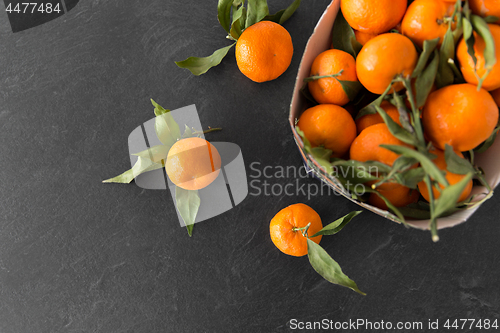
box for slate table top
[1,1,500,332]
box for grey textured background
[1,1,499,332]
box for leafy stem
[423,175,439,242]
[303,70,344,82]
[399,76,426,150]
[293,222,311,237]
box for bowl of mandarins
[290,0,500,241]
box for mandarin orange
[457,24,500,91]
[356,33,418,94]
[269,203,323,257]
[308,49,358,106]
[165,137,221,190]
[235,21,293,82]
[422,83,499,151]
[340,0,407,35]
[349,123,413,167]
[401,0,456,48]
[298,104,357,158]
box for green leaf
[474,125,499,153]
[182,125,193,139]
[484,15,500,24]
[395,167,426,189]
[230,4,246,40]
[102,156,163,184]
[372,155,418,188]
[175,43,236,76]
[155,111,182,148]
[217,0,233,33]
[471,15,497,89]
[299,81,319,106]
[374,105,417,146]
[355,94,385,120]
[151,98,170,116]
[355,82,393,120]
[433,173,474,218]
[264,9,285,23]
[436,25,455,88]
[444,144,475,175]
[310,211,362,237]
[412,38,440,78]
[296,126,334,175]
[415,50,439,108]
[175,187,201,237]
[397,202,431,219]
[338,80,362,102]
[463,17,477,68]
[307,239,366,295]
[380,145,449,186]
[245,0,269,28]
[132,145,170,164]
[331,159,392,175]
[278,0,301,25]
[367,189,406,224]
[331,9,362,58]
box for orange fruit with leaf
[457,23,500,91]
[368,182,420,211]
[340,0,407,34]
[417,148,473,203]
[355,101,404,134]
[307,49,358,106]
[236,21,293,83]
[350,123,413,167]
[176,0,300,81]
[356,33,418,94]
[269,203,323,257]
[401,0,456,48]
[422,83,499,152]
[297,104,357,158]
[165,137,221,191]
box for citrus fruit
[456,24,500,91]
[340,0,407,35]
[422,83,499,151]
[354,30,378,46]
[349,123,413,167]
[308,49,358,106]
[469,0,500,19]
[165,137,221,191]
[356,33,418,94]
[297,104,357,158]
[355,101,404,134]
[417,148,473,203]
[368,182,420,211]
[269,203,323,257]
[401,0,456,48]
[235,21,293,83]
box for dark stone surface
[1,1,499,332]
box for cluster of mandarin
[298,0,499,212]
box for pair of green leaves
[103,100,207,237]
[303,211,365,295]
[175,0,301,76]
[462,2,497,90]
